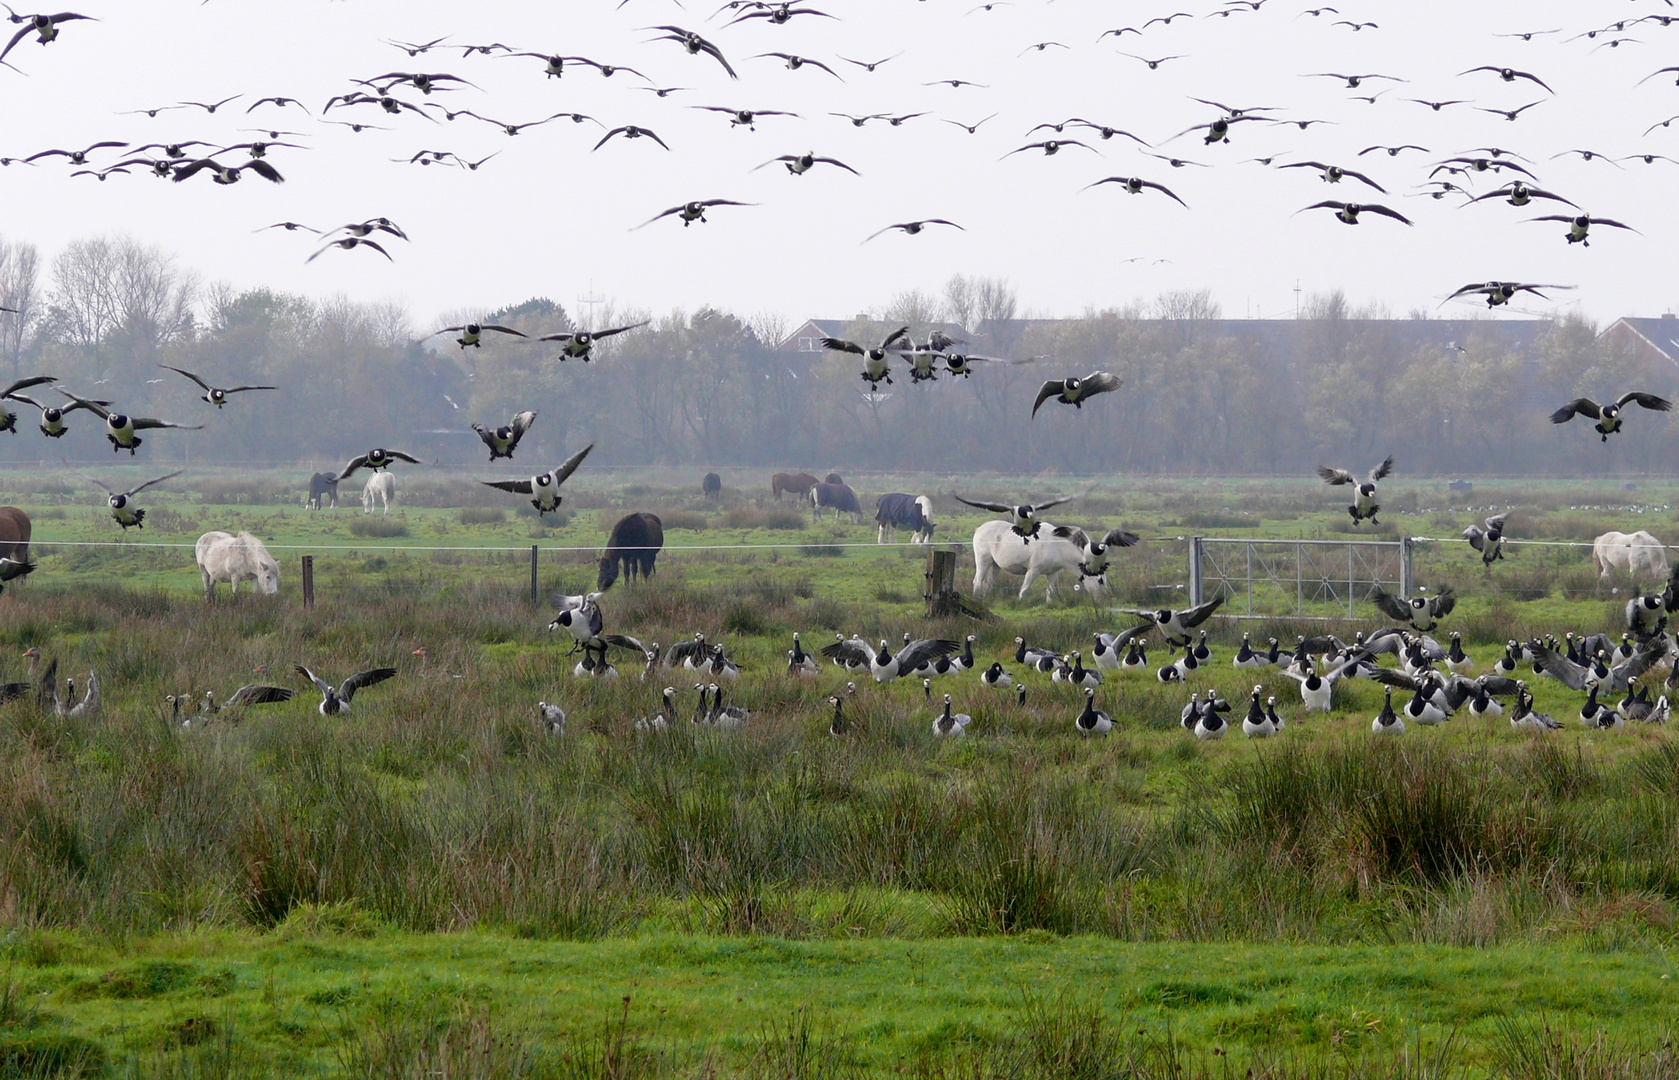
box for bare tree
[0,236,40,379]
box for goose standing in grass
[980,661,1012,688]
[1193,700,1227,741]
[787,633,818,676]
[1241,686,1275,737]
[870,637,957,682]
[1191,631,1212,665]
[1265,695,1286,733]
[932,693,971,737]
[1065,652,1101,688]
[826,695,848,736]
[1510,682,1563,731]
[635,689,674,732]
[666,633,709,670]
[1372,687,1405,735]
[1468,680,1504,717]
[1578,680,1619,727]
[704,644,741,682]
[822,634,873,675]
[294,664,397,715]
[1283,651,1367,711]
[1094,626,1148,670]
[1317,456,1393,525]
[1494,641,1522,675]
[950,635,977,673]
[1648,695,1671,725]
[1232,633,1268,668]
[1445,632,1474,673]
[1121,638,1149,673]
[689,684,710,724]
[1618,682,1652,723]
[708,683,749,729]
[1074,687,1112,736]
[1013,637,1059,672]
[93,470,183,530]
[539,700,566,735]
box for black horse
[598,512,665,590]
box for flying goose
[1447,281,1570,308]
[1369,586,1456,631]
[1462,513,1510,566]
[820,327,910,386]
[0,10,95,63]
[1460,65,1554,93]
[862,219,964,243]
[1277,160,1386,192]
[159,365,277,407]
[1083,176,1187,206]
[1114,595,1225,648]
[932,694,971,737]
[0,393,92,438]
[955,494,1077,542]
[1031,372,1123,417]
[0,374,57,433]
[1298,201,1413,226]
[634,199,755,229]
[752,52,841,77]
[1550,392,1671,440]
[307,237,393,262]
[294,664,397,716]
[170,158,284,185]
[337,448,421,480]
[435,322,526,349]
[692,105,797,130]
[1317,456,1393,525]
[646,26,738,78]
[54,392,202,455]
[92,470,182,530]
[462,410,536,465]
[754,151,858,176]
[1526,213,1637,247]
[536,321,648,361]
[593,125,670,151]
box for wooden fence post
[301,555,315,610]
[530,545,539,606]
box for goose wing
[2,374,58,400]
[0,681,28,703]
[1369,456,1395,482]
[1427,588,1457,618]
[602,633,651,656]
[129,417,203,431]
[508,409,538,439]
[1079,371,1124,398]
[1528,643,1591,690]
[1104,624,1154,649]
[1317,466,1355,485]
[1610,637,1670,688]
[1550,397,1601,423]
[953,494,1013,514]
[1369,667,1426,691]
[1615,391,1672,413]
[1178,594,1225,628]
[820,638,875,667]
[1462,524,1487,551]
[339,667,398,703]
[819,336,864,355]
[895,638,960,671]
[1030,380,1064,417]
[224,684,296,707]
[1366,586,1413,623]
[550,442,595,486]
[293,664,335,695]
[337,454,371,480]
[124,470,183,498]
[382,450,422,464]
[481,478,534,494]
[1101,529,1141,548]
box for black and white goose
[158,365,276,408]
[471,410,538,461]
[0,10,95,62]
[0,375,59,433]
[1283,651,1369,712]
[1030,372,1122,418]
[1370,585,1456,632]
[820,326,911,386]
[1241,686,1275,738]
[1462,513,1510,567]
[1115,595,1225,648]
[755,151,857,176]
[1509,682,1562,731]
[57,392,201,454]
[1372,687,1405,735]
[1083,175,1187,206]
[950,635,977,673]
[536,321,649,361]
[871,637,959,683]
[955,494,1077,542]
[1445,632,1474,673]
[1527,213,1637,247]
[1578,680,1619,728]
[436,322,526,349]
[1193,698,1228,741]
[1191,631,1212,665]
[1265,695,1286,733]
[1317,456,1393,525]
[1298,200,1413,226]
[1121,637,1149,673]
[704,644,741,681]
[821,634,874,674]
[1094,625,1149,670]
[198,683,295,721]
[337,448,421,480]
[1494,640,1522,675]
[1159,647,1198,683]
[1277,160,1387,192]
[294,664,397,716]
[481,443,593,515]
[1531,636,1667,693]
[1074,687,1112,736]
[93,470,182,530]
[4,391,105,437]
[787,632,818,676]
[1066,652,1101,688]
[980,661,1013,688]
[1550,392,1672,440]
[1618,682,1652,723]
[541,700,568,735]
[635,198,756,230]
[708,683,749,729]
[825,695,848,737]
[1232,632,1273,669]
[932,694,971,737]
[1013,637,1059,672]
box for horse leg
[1018,564,1039,601]
[202,569,215,603]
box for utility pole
[576,280,604,328]
[1293,280,1302,319]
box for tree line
[0,232,1669,478]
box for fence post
[530,545,539,606]
[1400,536,1413,599]
[301,555,314,610]
[1188,536,1203,607]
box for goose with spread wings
[472,409,537,461]
[1463,513,1511,566]
[1526,213,1637,247]
[159,365,276,407]
[1298,201,1413,226]
[1317,456,1393,524]
[1083,176,1186,206]
[645,27,738,78]
[754,151,858,176]
[537,321,648,361]
[481,443,593,515]
[953,493,1077,541]
[0,9,95,63]
[1114,595,1225,648]
[434,322,526,349]
[295,664,397,716]
[56,392,201,455]
[1032,372,1122,417]
[3,391,105,438]
[635,199,755,229]
[1446,281,1572,308]
[92,470,182,530]
[337,448,420,480]
[1551,392,1671,441]
[1277,160,1386,192]
[1529,637,1667,693]
[1369,585,1455,631]
[0,374,58,434]
[821,326,910,386]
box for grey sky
[3,0,1675,330]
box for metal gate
[1188,536,1413,620]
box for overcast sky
[3,0,1676,331]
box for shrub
[348,517,410,539]
[661,510,709,531]
[457,507,507,526]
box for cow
[702,472,722,500]
[195,530,281,601]
[772,472,819,501]
[306,472,339,510]
[598,512,665,590]
[875,493,937,544]
[1593,530,1670,584]
[810,482,862,524]
[0,506,28,562]
[972,519,1139,603]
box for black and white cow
[875,493,936,544]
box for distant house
[1601,314,1679,368]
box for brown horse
[771,472,819,502]
[0,506,29,562]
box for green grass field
[4,470,1679,1077]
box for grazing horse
[1593,530,1669,584]
[771,472,819,501]
[702,472,722,499]
[196,530,281,601]
[306,472,339,510]
[0,506,29,562]
[599,512,665,590]
[875,493,937,544]
[362,471,395,515]
[810,482,862,524]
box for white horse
[972,520,1123,602]
[1593,530,1669,583]
[195,530,280,601]
[362,471,396,515]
